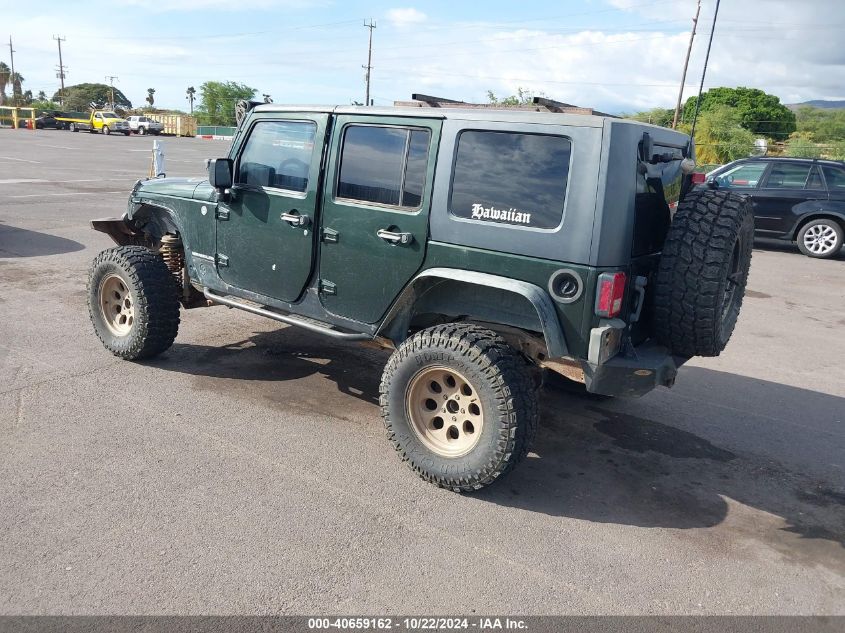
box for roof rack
[393,94,616,118]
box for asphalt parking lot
[1,128,844,615]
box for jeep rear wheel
[654,189,754,357]
[87,246,180,360]
[380,324,538,492]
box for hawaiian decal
[471,203,532,226]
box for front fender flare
[377,267,568,357]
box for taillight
[691,172,706,184]
[595,272,626,318]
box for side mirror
[707,179,719,190]
[208,158,233,191]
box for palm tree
[8,72,24,106]
[0,62,9,106]
[186,86,196,114]
[146,87,155,109]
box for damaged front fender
[90,216,148,246]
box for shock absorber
[159,233,184,290]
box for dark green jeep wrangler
[87,103,753,491]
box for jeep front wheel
[87,246,180,360]
[380,324,538,492]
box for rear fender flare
[377,267,568,357]
[789,210,845,239]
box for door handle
[281,211,311,227]
[377,228,414,245]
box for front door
[318,115,441,323]
[216,114,328,302]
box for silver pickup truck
[126,115,164,135]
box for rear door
[318,115,441,323]
[754,162,827,235]
[215,113,328,302]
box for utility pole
[363,19,376,106]
[105,75,118,109]
[8,36,16,106]
[672,0,701,129]
[54,35,67,106]
[690,0,721,141]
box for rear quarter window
[449,130,572,230]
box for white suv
[126,116,164,135]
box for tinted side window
[449,131,571,229]
[764,163,811,189]
[823,166,845,190]
[237,120,317,192]
[714,162,766,189]
[337,126,431,208]
[806,167,824,190]
[402,130,429,207]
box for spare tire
[654,189,754,357]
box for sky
[2,0,844,114]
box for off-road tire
[138,126,146,135]
[654,189,753,357]
[103,125,110,135]
[87,246,180,360]
[796,218,843,258]
[380,323,538,492]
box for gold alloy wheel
[406,366,484,458]
[99,273,135,336]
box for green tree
[826,140,845,161]
[486,87,544,106]
[52,83,132,111]
[146,88,155,109]
[30,99,62,113]
[186,86,196,114]
[625,107,674,127]
[9,72,24,106]
[785,134,822,159]
[683,86,796,139]
[196,80,256,126]
[0,61,9,105]
[690,105,756,164]
[794,105,845,143]
[36,90,46,101]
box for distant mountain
[787,100,845,111]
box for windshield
[103,112,120,119]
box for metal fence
[196,126,237,137]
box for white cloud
[373,0,845,112]
[386,8,428,27]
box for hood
[134,177,210,200]
[191,180,216,202]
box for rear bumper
[583,340,683,398]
